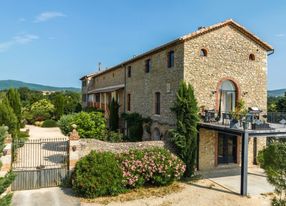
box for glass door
[218,133,237,164]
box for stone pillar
[69,129,80,172]
[0,134,12,176]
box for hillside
[0,80,80,92]
[268,89,286,97]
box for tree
[108,98,119,131]
[169,81,199,177]
[276,97,286,112]
[31,99,55,121]
[0,97,18,137]
[258,143,286,206]
[6,88,22,127]
[51,93,65,120]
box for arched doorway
[219,80,237,115]
[152,128,161,140]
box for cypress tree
[0,97,18,137]
[169,81,199,177]
[6,88,22,128]
[108,98,119,131]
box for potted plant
[230,99,247,128]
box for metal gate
[11,138,69,190]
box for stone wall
[184,25,267,113]
[125,43,184,128]
[199,128,217,170]
[78,139,170,158]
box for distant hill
[268,89,286,97]
[0,80,80,92]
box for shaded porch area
[198,166,274,196]
[198,122,286,196]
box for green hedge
[72,151,125,198]
[58,112,106,138]
[42,119,58,128]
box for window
[95,94,100,103]
[127,94,131,111]
[145,59,151,73]
[127,66,131,77]
[200,48,207,57]
[249,54,255,61]
[155,92,160,115]
[82,80,87,87]
[167,50,175,68]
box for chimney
[98,62,101,71]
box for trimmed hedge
[72,151,125,198]
[42,119,58,128]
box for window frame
[145,59,151,73]
[200,48,208,57]
[127,66,132,78]
[155,92,161,115]
[167,50,175,68]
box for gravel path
[81,179,272,206]
[12,187,80,206]
[25,125,67,139]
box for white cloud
[0,33,39,52]
[34,11,66,23]
[275,33,285,37]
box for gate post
[69,128,80,172]
[0,134,12,176]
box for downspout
[122,64,127,135]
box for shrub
[258,143,286,206]
[72,151,125,198]
[58,114,75,135]
[0,97,18,137]
[169,81,199,177]
[73,112,106,139]
[42,119,58,128]
[105,131,123,142]
[121,112,144,142]
[118,147,186,188]
[31,99,55,121]
[58,112,106,139]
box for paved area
[25,125,67,139]
[200,166,274,195]
[12,187,80,206]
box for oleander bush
[42,119,58,128]
[118,148,186,188]
[72,151,125,198]
[72,148,185,198]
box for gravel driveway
[12,187,80,206]
[25,125,67,139]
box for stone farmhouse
[80,19,274,171]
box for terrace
[198,110,286,196]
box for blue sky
[0,0,285,89]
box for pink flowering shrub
[117,147,186,188]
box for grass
[80,182,184,205]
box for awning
[88,84,125,94]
